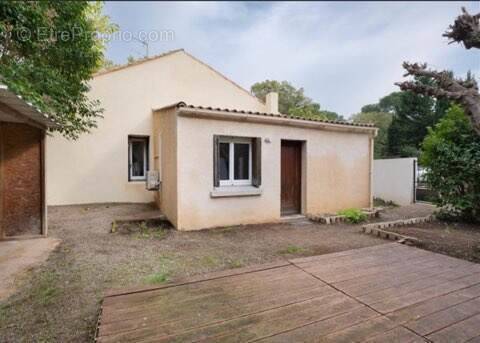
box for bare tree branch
[443,7,480,49]
[395,63,480,134]
[396,8,480,135]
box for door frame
[280,139,304,216]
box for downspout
[369,132,376,209]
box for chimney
[265,92,279,114]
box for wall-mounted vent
[146,170,160,191]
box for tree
[396,7,480,135]
[251,80,343,121]
[396,8,480,222]
[0,1,117,139]
[420,105,480,221]
[360,104,381,113]
[101,58,117,69]
[378,92,403,113]
[361,92,402,114]
[387,78,450,157]
[85,1,119,66]
[357,92,404,158]
[318,110,343,121]
[351,111,392,158]
[356,89,446,158]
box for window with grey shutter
[252,137,262,187]
[213,135,220,187]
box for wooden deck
[96,243,480,342]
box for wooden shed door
[281,141,302,215]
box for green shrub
[227,258,244,268]
[134,222,168,239]
[338,208,367,223]
[199,255,220,267]
[278,245,306,255]
[144,272,169,284]
[110,221,118,233]
[420,105,480,222]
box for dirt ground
[0,203,432,342]
[0,238,60,302]
[376,202,435,221]
[388,221,480,263]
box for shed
[0,85,57,240]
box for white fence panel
[373,158,416,206]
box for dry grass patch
[278,245,307,255]
[144,272,169,284]
[226,258,245,268]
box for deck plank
[404,297,480,336]
[370,274,480,314]
[362,326,427,343]
[256,307,380,343]
[96,243,480,342]
[387,287,480,325]
[426,313,480,343]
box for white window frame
[218,137,252,187]
[129,137,148,181]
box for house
[0,85,57,240]
[47,49,377,230]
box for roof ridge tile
[158,102,375,128]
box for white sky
[104,1,480,117]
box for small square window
[128,136,149,181]
[214,136,262,189]
[216,138,252,187]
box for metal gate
[414,161,435,203]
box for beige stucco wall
[172,113,373,231]
[153,107,178,227]
[46,50,266,205]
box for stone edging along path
[361,215,435,245]
[308,208,381,224]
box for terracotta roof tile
[171,102,375,129]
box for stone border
[362,227,420,245]
[361,215,435,245]
[110,211,170,233]
[308,208,382,224]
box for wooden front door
[281,140,302,215]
